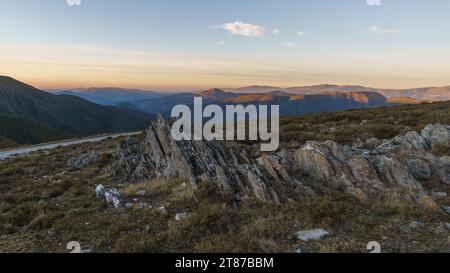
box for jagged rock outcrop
[106,116,449,203]
[293,124,449,198]
[395,124,450,152]
[106,115,303,202]
[294,141,422,193]
[144,115,240,193]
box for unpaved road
[0,132,141,160]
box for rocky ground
[0,102,449,253]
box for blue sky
[1,0,450,90]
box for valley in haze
[50,87,168,106]
[3,76,441,150]
[48,83,450,116]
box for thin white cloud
[367,0,382,6]
[370,25,399,35]
[283,42,295,48]
[272,28,280,35]
[216,21,266,37]
[218,40,227,46]
[297,31,305,37]
[66,0,81,6]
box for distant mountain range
[123,88,391,116]
[222,84,450,102]
[51,87,168,106]
[0,76,154,148]
[3,76,450,149]
[49,84,450,110]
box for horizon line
[1,75,449,93]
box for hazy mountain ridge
[128,88,390,116]
[49,84,450,111]
[55,90,118,106]
[52,87,168,106]
[4,76,449,149]
[223,84,450,102]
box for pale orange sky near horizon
[2,1,450,92]
[7,67,450,92]
[2,42,449,91]
[2,42,450,92]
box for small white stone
[175,212,190,221]
[295,229,329,241]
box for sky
[1,0,450,91]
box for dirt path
[0,132,141,160]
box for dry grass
[279,101,450,149]
[1,102,450,253]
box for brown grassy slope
[0,101,449,253]
[0,137,448,253]
[279,101,450,149]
